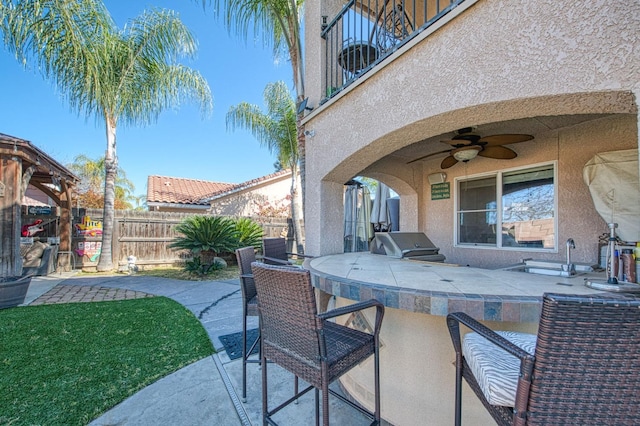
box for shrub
[233,217,264,249]
[170,215,264,276]
[183,256,228,276]
[169,216,238,256]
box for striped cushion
[463,331,537,407]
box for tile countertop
[307,252,626,323]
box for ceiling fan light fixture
[452,145,482,162]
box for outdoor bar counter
[306,252,612,425]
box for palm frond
[169,216,238,255]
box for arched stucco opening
[306,91,639,260]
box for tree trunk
[97,119,117,271]
[200,250,216,266]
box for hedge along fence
[71,208,293,271]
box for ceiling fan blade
[478,134,534,146]
[407,149,451,164]
[478,145,518,159]
[441,155,458,169]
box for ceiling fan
[407,127,534,169]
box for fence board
[70,208,292,270]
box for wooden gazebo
[0,133,79,278]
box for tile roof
[147,175,234,205]
[202,169,292,201]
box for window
[456,163,556,250]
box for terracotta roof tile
[147,175,234,205]
[202,169,292,201]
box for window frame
[453,161,558,252]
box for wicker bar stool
[447,292,640,426]
[235,246,262,403]
[262,237,313,266]
[251,262,385,426]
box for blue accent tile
[385,290,399,308]
[350,284,361,301]
[340,283,351,299]
[372,288,385,304]
[431,296,448,316]
[484,301,502,321]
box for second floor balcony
[321,0,467,103]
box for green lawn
[0,297,214,425]
[135,265,240,281]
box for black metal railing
[320,0,466,103]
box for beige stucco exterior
[208,172,297,218]
[303,0,639,267]
[302,1,639,424]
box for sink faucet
[563,238,576,275]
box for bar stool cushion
[462,331,536,407]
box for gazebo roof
[0,133,79,194]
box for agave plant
[169,216,238,265]
[233,217,264,249]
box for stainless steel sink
[500,260,600,278]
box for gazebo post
[58,184,74,270]
[0,156,24,277]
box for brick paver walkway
[30,284,154,305]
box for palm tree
[227,81,304,254]
[200,0,308,247]
[2,0,213,271]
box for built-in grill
[370,232,446,262]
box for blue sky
[0,0,293,198]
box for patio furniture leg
[262,351,268,426]
[242,310,248,402]
[374,343,381,424]
[322,379,329,426]
[454,352,462,426]
[315,388,320,426]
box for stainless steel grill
[370,232,445,262]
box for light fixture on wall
[452,145,482,162]
[427,172,446,185]
[296,98,313,115]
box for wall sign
[0,181,4,197]
[27,205,52,215]
[431,182,450,200]
[75,216,103,237]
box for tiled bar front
[307,253,609,425]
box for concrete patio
[22,272,385,426]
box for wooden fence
[70,208,291,271]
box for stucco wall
[303,0,640,259]
[424,114,637,268]
[209,176,293,217]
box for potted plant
[1,239,35,309]
[0,274,32,309]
